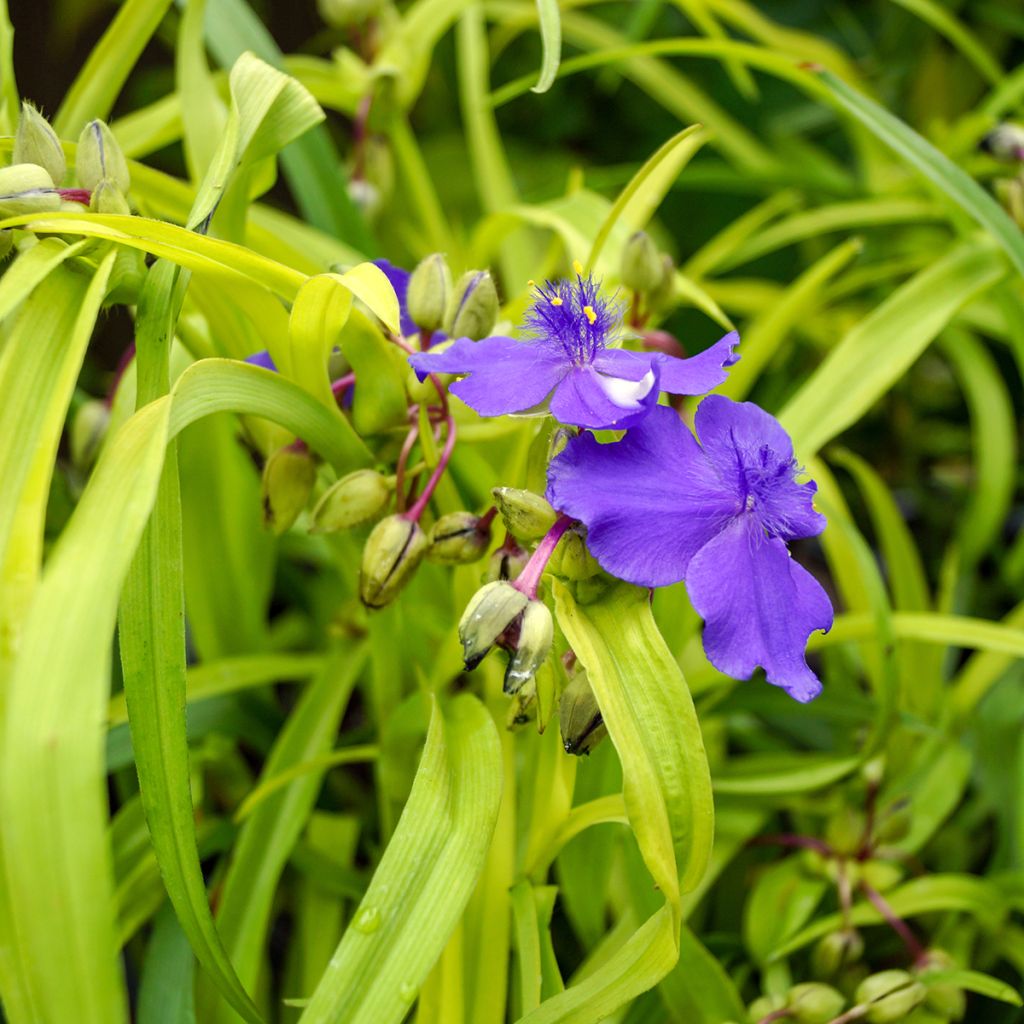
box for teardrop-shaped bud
[492,486,556,541]
[14,103,65,185]
[427,511,492,565]
[445,270,498,340]
[311,469,393,532]
[620,231,665,293]
[503,599,553,694]
[77,119,130,193]
[359,515,428,608]
[406,253,452,333]
[261,444,316,535]
[458,580,528,670]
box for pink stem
[394,423,420,514]
[513,514,574,600]
[860,879,925,962]
[57,188,91,204]
[403,412,457,523]
[104,342,137,408]
[331,372,356,400]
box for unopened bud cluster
[405,253,499,341]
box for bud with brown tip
[559,667,606,756]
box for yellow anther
[583,305,597,325]
[527,279,536,287]
[550,297,564,307]
[572,259,584,276]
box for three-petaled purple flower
[546,397,833,702]
[408,270,739,431]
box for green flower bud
[492,486,556,541]
[859,860,901,892]
[311,469,393,532]
[90,178,131,215]
[503,598,553,694]
[261,445,316,535]
[317,0,383,28]
[359,514,428,608]
[747,994,786,1021]
[0,231,13,261]
[13,103,65,185]
[506,684,536,729]
[918,950,966,1021]
[445,270,498,340]
[427,511,492,565]
[788,982,845,1024]
[857,970,925,1024]
[981,122,1024,163]
[620,231,665,293]
[458,580,529,670]
[559,667,606,756]
[548,525,601,580]
[406,253,452,333]
[811,930,864,977]
[825,807,865,856]
[0,163,60,218]
[485,541,529,582]
[77,120,130,194]
[647,254,677,311]
[70,399,110,470]
[548,426,575,462]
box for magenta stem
[477,506,498,531]
[394,423,420,515]
[331,372,356,399]
[104,342,137,408]
[403,412,457,523]
[860,879,925,962]
[57,188,91,205]
[513,514,574,600]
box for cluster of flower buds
[406,252,499,344]
[619,229,676,320]
[747,982,845,1024]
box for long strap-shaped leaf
[202,646,367,1023]
[298,694,502,1024]
[533,580,714,1023]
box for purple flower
[407,271,739,431]
[245,350,277,371]
[546,397,832,701]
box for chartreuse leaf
[297,694,501,1024]
[780,241,1006,457]
[0,211,307,298]
[556,580,713,898]
[1,398,169,1024]
[585,124,707,272]
[0,253,115,1023]
[918,969,1022,1007]
[814,69,1024,277]
[0,237,91,323]
[203,0,375,253]
[187,51,324,232]
[107,653,324,726]
[53,0,174,136]
[536,580,714,1021]
[120,260,263,1024]
[201,647,367,1023]
[532,0,562,94]
[0,0,16,134]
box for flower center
[523,272,623,365]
